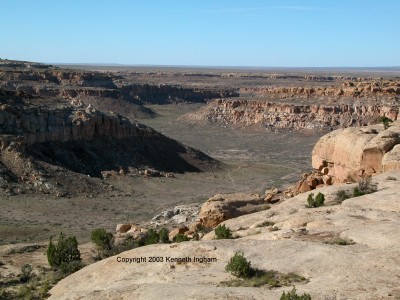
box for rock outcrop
[181,99,399,130]
[0,90,153,146]
[197,193,270,228]
[0,60,239,108]
[312,121,400,182]
[240,79,400,98]
[0,89,218,196]
[48,172,400,300]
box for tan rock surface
[49,172,400,300]
[312,121,400,182]
[198,192,268,228]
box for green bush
[144,229,159,245]
[307,192,325,208]
[378,116,393,129]
[352,187,365,197]
[47,232,81,270]
[335,190,350,202]
[19,264,33,283]
[60,260,84,275]
[158,227,170,243]
[280,287,312,300]
[215,224,232,239]
[225,252,254,278]
[91,228,113,250]
[173,233,189,243]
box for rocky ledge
[180,99,399,130]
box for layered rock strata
[0,97,154,146]
[181,99,399,130]
[240,79,400,98]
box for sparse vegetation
[256,221,275,228]
[353,176,377,197]
[19,264,33,283]
[335,190,350,203]
[215,224,232,239]
[307,192,325,208]
[378,116,393,129]
[91,228,114,250]
[324,238,355,246]
[280,287,312,300]
[173,233,189,243]
[158,227,170,243]
[223,253,307,288]
[144,229,160,245]
[47,232,82,274]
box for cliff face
[0,89,217,196]
[118,84,238,104]
[0,96,153,147]
[240,80,400,98]
[181,99,399,130]
[311,121,400,182]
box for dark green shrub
[215,224,232,239]
[352,187,365,197]
[91,228,113,250]
[60,260,84,275]
[47,232,81,269]
[307,192,325,208]
[144,229,159,245]
[173,233,189,243]
[378,116,393,129]
[335,190,350,202]
[280,287,312,300]
[19,264,32,283]
[158,227,170,243]
[225,252,254,278]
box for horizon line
[52,63,400,70]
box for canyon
[1,60,400,299]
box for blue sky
[1,0,399,67]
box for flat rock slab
[49,172,400,299]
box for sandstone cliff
[312,121,400,182]
[180,99,399,130]
[240,79,400,98]
[0,89,217,196]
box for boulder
[312,121,400,182]
[168,226,189,241]
[198,193,268,228]
[116,224,132,234]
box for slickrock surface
[312,121,400,182]
[49,172,400,300]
